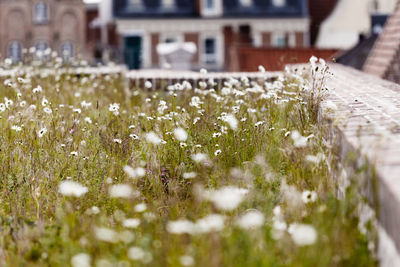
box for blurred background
[0,0,398,72]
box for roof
[336,34,378,70]
[113,0,308,19]
[363,2,400,78]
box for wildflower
[305,153,326,164]
[225,114,238,130]
[123,218,141,229]
[128,246,145,261]
[37,127,48,138]
[129,133,139,140]
[109,103,120,116]
[134,203,147,212]
[144,81,152,89]
[73,108,82,114]
[11,125,22,132]
[43,107,52,114]
[204,186,248,211]
[174,127,188,141]
[195,214,224,234]
[191,153,208,163]
[145,131,162,145]
[32,85,43,93]
[258,65,266,72]
[58,181,88,197]
[80,100,92,108]
[180,142,187,148]
[200,68,208,74]
[291,130,308,148]
[180,255,195,266]
[213,132,221,138]
[183,172,197,179]
[214,149,222,156]
[236,210,265,229]
[4,97,13,108]
[41,97,48,106]
[113,138,122,144]
[288,223,317,246]
[70,151,78,156]
[71,253,91,267]
[301,190,317,203]
[167,219,195,235]
[109,184,134,198]
[255,121,264,127]
[123,166,146,179]
[84,117,92,124]
[0,103,5,113]
[94,227,118,243]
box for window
[61,42,74,61]
[273,33,287,47]
[34,2,49,24]
[35,41,49,59]
[272,0,286,7]
[162,0,175,9]
[206,0,214,9]
[204,38,216,64]
[240,0,252,7]
[8,41,22,62]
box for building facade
[0,0,87,62]
[112,0,309,70]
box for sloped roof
[363,2,400,78]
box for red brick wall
[230,46,337,71]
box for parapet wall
[323,64,400,266]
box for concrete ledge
[324,64,400,264]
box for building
[0,0,87,62]
[315,0,397,49]
[364,1,400,83]
[112,0,309,70]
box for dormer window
[34,2,49,24]
[162,0,176,9]
[202,0,222,16]
[129,0,143,9]
[240,0,253,7]
[272,0,286,7]
[206,0,214,9]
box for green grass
[0,61,376,266]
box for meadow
[0,56,377,266]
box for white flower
[174,127,188,141]
[58,181,88,197]
[214,149,222,156]
[70,151,78,156]
[255,121,264,127]
[204,186,248,211]
[191,153,208,163]
[37,127,48,138]
[11,125,22,132]
[144,81,153,89]
[134,203,147,212]
[291,130,308,148]
[225,114,238,131]
[128,246,145,261]
[167,219,195,235]
[288,223,317,246]
[94,227,118,243]
[258,65,266,72]
[0,103,6,113]
[123,166,146,179]
[183,172,197,179]
[301,190,317,203]
[109,184,134,198]
[73,108,82,114]
[41,97,48,106]
[71,253,91,267]
[145,131,162,145]
[84,117,92,124]
[32,85,43,93]
[123,218,141,228]
[43,107,52,114]
[180,255,195,266]
[236,210,265,229]
[129,134,139,140]
[113,138,122,144]
[195,214,224,234]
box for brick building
[364,1,400,84]
[111,0,309,70]
[0,0,87,62]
